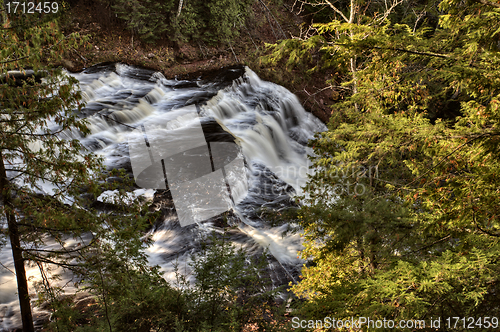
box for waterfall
[0,63,326,331]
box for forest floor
[58,0,337,123]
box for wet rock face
[148,189,177,231]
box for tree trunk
[0,151,35,332]
[177,0,184,17]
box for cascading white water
[0,64,326,331]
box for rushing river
[0,63,326,331]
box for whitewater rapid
[0,64,326,331]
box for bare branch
[297,0,349,22]
[404,132,498,188]
[0,260,15,275]
[257,0,287,39]
[403,234,452,256]
[177,0,184,17]
[472,0,500,9]
[355,45,451,58]
[325,0,349,22]
[374,0,404,24]
[23,241,93,255]
[348,0,355,23]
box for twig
[228,42,239,62]
[0,260,15,275]
[97,255,113,332]
[328,42,451,58]
[473,0,500,9]
[403,234,452,256]
[257,0,287,39]
[197,41,207,59]
[473,211,500,237]
[403,132,494,188]
[324,0,349,22]
[71,47,87,63]
[301,85,333,104]
[371,46,450,58]
[241,23,259,52]
[1,33,74,64]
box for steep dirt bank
[60,0,336,123]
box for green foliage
[1,3,291,331]
[107,0,254,44]
[0,3,163,331]
[172,0,204,42]
[111,0,175,43]
[178,230,286,331]
[174,0,254,44]
[204,0,253,44]
[267,0,500,329]
[72,255,184,332]
[40,229,290,331]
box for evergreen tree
[180,230,282,331]
[107,0,254,44]
[265,0,410,101]
[269,0,500,328]
[204,0,254,44]
[1,2,158,330]
[111,0,175,43]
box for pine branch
[4,148,87,170]
[403,132,496,188]
[23,241,93,255]
[1,33,73,64]
[472,0,500,9]
[473,211,500,237]
[0,55,29,64]
[328,41,451,58]
[17,223,88,233]
[369,46,450,58]
[23,252,83,270]
[434,132,500,139]
[2,125,70,137]
[403,234,452,256]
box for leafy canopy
[267,0,500,326]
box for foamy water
[0,64,326,331]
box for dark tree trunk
[0,151,35,332]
